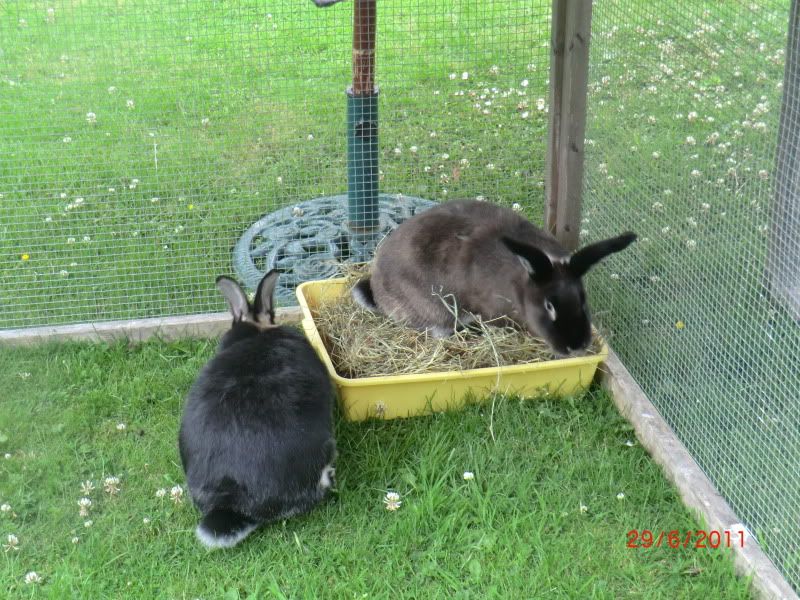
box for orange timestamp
[627,529,745,549]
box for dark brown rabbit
[352,200,636,356]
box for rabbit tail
[196,508,258,549]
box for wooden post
[352,0,376,96]
[545,0,593,251]
[767,0,800,319]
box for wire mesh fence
[583,0,799,591]
[0,0,550,328]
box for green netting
[583,0,799,591]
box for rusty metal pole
[347,0,380,258]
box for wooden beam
[0,307,303,346]
[767,0,800,320]
[545,0,593,251]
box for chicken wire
[0,0,550,329]
[583,0,799,591]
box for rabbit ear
[216,276,250,321]
[501,237,554,281]
[569,232,637,277]
[253,269,280,324]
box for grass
[0,338,751,598]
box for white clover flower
[104,476,121,495]
[520,79,529,87]
[690,169,701,178]
[1,503,11,513]
[170,485,184,504]
[3,454,11,460]
[84,519,93,528]
[649,275,660,284]
[758,169,769,180]
[4,534,19,552]
[383,491,402,511]
[63,136,72,143]
[486,163,495,170]
[276,176,283,184]
[462,471,475,481]
[520,111,530,119]
[78,497,92,516]
[579,229,589,238]
[461,72,469,80]
[475,195,486,202]
[661,226,671,234]
[409,146,418,154]
[489,65,499,74]
[80,480,95,495]
[430,131,437,138]
[687,217,698,228]
[686,239,697,250]
[441,153,449,160]
[126,99,135,109]
[597,163,608,175]
[307,134,314,141]
[116,422,126,431]
[652,151,661,159]
[449,73,456,80]
[610,273,620,280]
[82,235,91,243]
[291,206,304,217]
[155,488,167,499]
[423,166,431,173]
[601,75,610,85]
[686,136,696,145]
[86,112,97,124]
[536,98,546,111]
[71,536,80,544]
[625,440,636,447]
[687,111,698,122]
[143,517,151,525]
[651,201,664,211]
[460,158,469,166]
[616,492,625,500]
[24,572,42,584]
[200,117,210,127]
[511,203,522,212]
[579,503,588,514]
[59,270,69,278]
[108,187,116,192]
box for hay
[313,267,603,379]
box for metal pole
[347,0,380,257]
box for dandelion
[78,497,92,517]
[84,520,93,528]
[616,492,625,500]
[155,488,167,499]
[188,203,195,210]
[579,503,588,514]
[1,504,10,513]
[21,253,30,261]
[104,476,121,495]
[463,471,475,481]
[4,534,19,552]
[24,572,42,585]
[86,112,97,124]
[126,99,135,109]
[383,491,402,511]
[686,239,697,250]
[170,485,184,504]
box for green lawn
[0,338,750,598]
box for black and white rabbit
[352,199,636,356]
[178,270,336,549]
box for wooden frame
[545,0,593,251]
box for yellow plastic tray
[296,277,608,421]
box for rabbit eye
[544,299,557,321]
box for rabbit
[352,199,636,356]
[178,269,336,549]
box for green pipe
[346,87,380,232]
